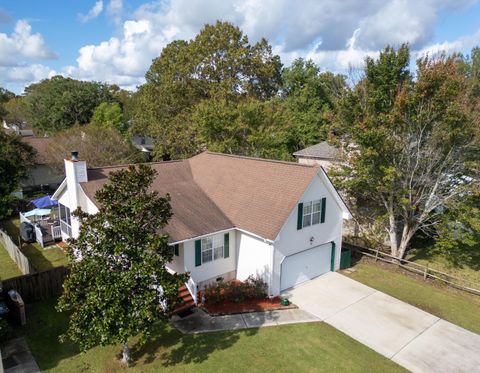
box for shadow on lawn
[131,321,258,367]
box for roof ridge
[202,151,319,169]
[86,159,184,171]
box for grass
[343,260,480,334]
[407,248,480,286]
[0,218,68,271]
[0,243,22,280]
[12,299,406,373]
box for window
[59,203,72,237]
[201,235,224,264]
[303,200,322,228]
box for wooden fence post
[375,249,379,262]
[424,264,428,280]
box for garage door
[280,243,332,291]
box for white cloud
[107,0,123,25]
[63,0,479,90]
[78,1,104,23]
[0,20,57,66]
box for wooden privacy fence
[1,266,68,303]
[344,242,480,296]
[0,228,35,275]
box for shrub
[203,276,267,304]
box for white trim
[170,227,274,246]
[51,178,67,200]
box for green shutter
[224,233,230,258]
[174,244,179,256]
[297,203,303,230]
[330,241,336,271]
[195,240,201,267]
[321,197,327,223]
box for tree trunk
[388,213,399,258]
[121,342,131,366]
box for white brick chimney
[64,151,88,238]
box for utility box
[7,290,26,326]
[340,249,351,269]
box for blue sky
[1,0,479,94]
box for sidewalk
[171,307,319,334]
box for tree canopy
[91,102,127,133]
[46,125,142,172]
[334,45,480,259]
[22,76,116,135]
[0,131,35,218]
[57,165,187,364]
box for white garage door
[281,243,332,291]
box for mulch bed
[200,296,297,316]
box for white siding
[167,243,185,274]
[272,172,344,295]
[183,230,237,290]
[236,231,273,292]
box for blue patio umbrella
[31,195,58,208]
[24,208,51,217]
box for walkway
[282,272,480,373]
[1,337,40,373]
[171,307,319,334]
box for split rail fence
[344,242,480,296]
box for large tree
[0,132,35,218]
[133,21,282,159]
[281,58,346,153]
[335,45,479,259]
[57,165,187,365]
[46,125,142,172]
[22,76,116,135]
[0,87,15,120]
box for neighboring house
[2,120,34,137]
[52,151,351,299]
[131,135,154,160]
[20,137,64,193]
[293,141,342,169]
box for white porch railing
[186,277,198,304]
[51,225,62,240]
[34,224,44,248]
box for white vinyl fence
[0,228,35,275]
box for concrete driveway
[282,272,480,373]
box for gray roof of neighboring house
[131,135,154,152]
[293,141,341,160]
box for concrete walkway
[282,272,480,373]
[171,307,319,334]
[0,337,40,373]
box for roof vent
[71,151,79,161]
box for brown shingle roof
[79,152,320,242]
[22,137,52,164]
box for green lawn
[0,218,68,271]
[343,261,480,334]
[0,243,22,280]
[13,299,405,373]
[407,249,480,286]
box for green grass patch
[0,218,68,271]
[0,243,22,280]
[343,261,480,334]
[14,299,405,373]
[407,249,480,286]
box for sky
[1,0,479,94]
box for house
[293,141,342,170]
[52,151,351,299]
[131,134,154,160]
[20,137,64,194]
